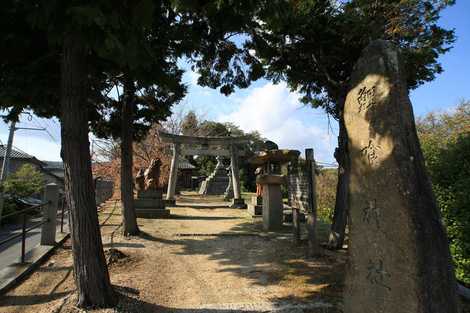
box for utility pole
[0,120,17,224]
[1,120,17,181]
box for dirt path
[0,195,346,313]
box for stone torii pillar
[230,144,246,209]
[165,143,180,205]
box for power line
[30,116,59,143]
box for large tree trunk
[327,104,350,250]
[121,78,139,236]
[60,35,116,308]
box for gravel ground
[0,195,347,313]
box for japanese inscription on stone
[366,259,391,291]
[361,140,381,165]
[362,199,381,229]
[357,85,376,113]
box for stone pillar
[230,144,246,208]
[343,40,458,313]
[41,183,59,246]
[257,174,284,231]
[165,143,180,205]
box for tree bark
[60,34,116,308]
[121,78,139,236]
[327,106,349,250]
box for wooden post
[305,148,320,256]
[166,143,180,204]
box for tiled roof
[178,157,196,170]
[0,145,35,159]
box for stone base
[137,189,163,199]
[261,181,283,231]
[135,208,170,219]
[134,198,165,209]
[248,204,262,216]
[134,189,169,219]
[230,198,246,209]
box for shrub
[316,168,337,223]
[417,101,470,284]
[0,164,44,224]
[3,163,44,198]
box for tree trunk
[327,105,349,250]
[60,34,116,308]
[121,78,139,236]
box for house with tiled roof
[0,145,64,187]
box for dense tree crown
[417,101,470,284]
[190,0,455,117]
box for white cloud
[218,82,337,163]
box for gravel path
[0,195,345,313]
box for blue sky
[0,1,468,163]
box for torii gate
[159,132,248,208]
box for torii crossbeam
[159,132,249,208]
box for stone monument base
[247,195,262,216]
[135,189,170,219]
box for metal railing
[0,194,69,264]
[0,202,48,263]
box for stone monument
[198,156,230,195]
[249,149,300,230]
[343,40,458,313]
[134,159,170,218]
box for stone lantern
[249,149,300,230]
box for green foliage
[3,164,44,199]
[316,168,337,223]
[417,101,470,284]
[249,0,455,116]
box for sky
[0,1,468,164]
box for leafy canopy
[417,101,470,284]
[249,0,455,117]
[181,0,455,119]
